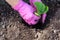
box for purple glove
[29,0,47,23]
[13,1,41,25]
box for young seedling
[34,2,49,16]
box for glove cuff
[12,1,23,11]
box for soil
[0,0,60,40]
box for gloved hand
[12,0,48,25]
[13,0,40,25]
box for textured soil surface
[0,0,60,40]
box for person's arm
[6,0,19,7]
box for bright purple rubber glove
[13,1,41,25]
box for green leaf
[34,2,49,16]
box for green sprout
[34,2,49,16]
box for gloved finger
[42,13,47,23]
[29,0,41,5]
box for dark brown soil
[0,0,60,40]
